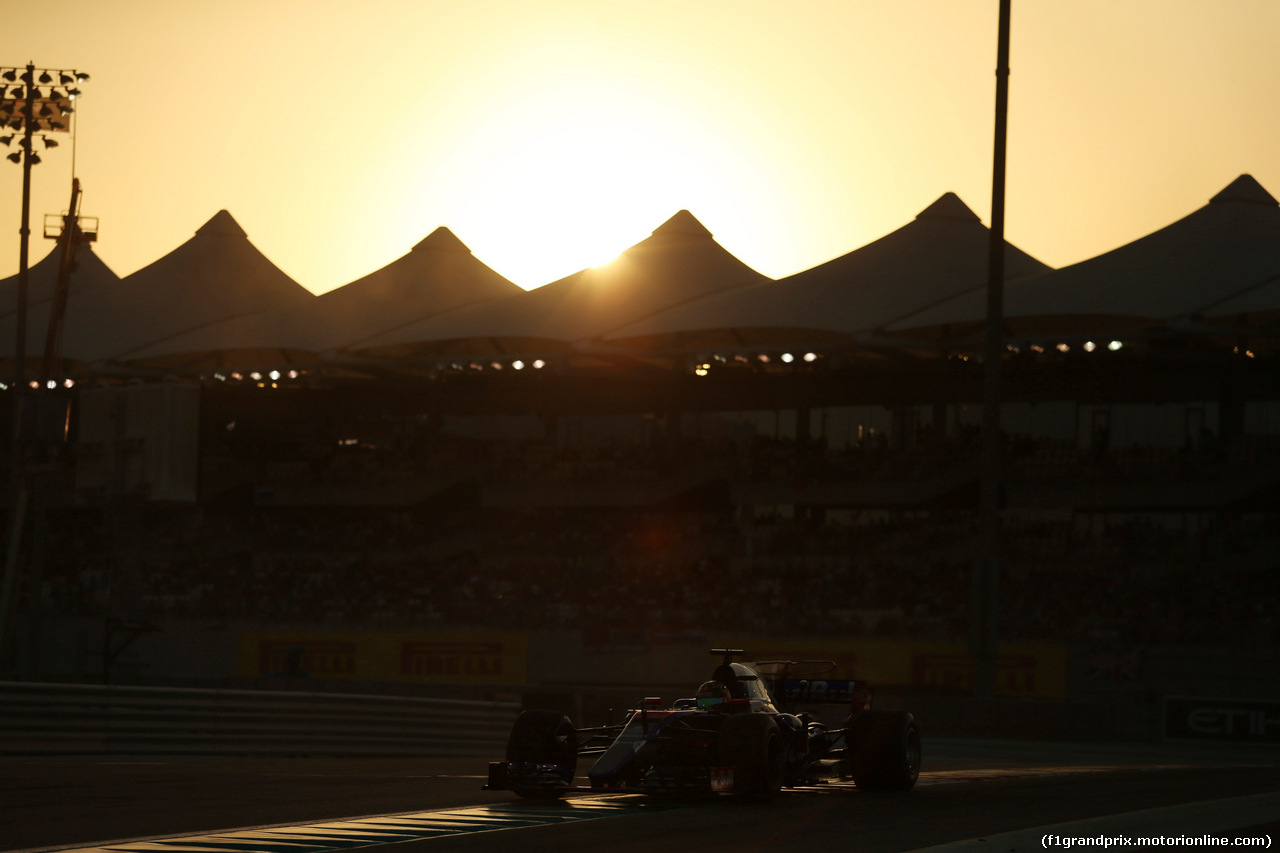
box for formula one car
[484,649,920,801]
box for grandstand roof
[319,226,523,349]
[353,210,770,359]
[118,225,521,370]
[599,192,1051,352]
[7,210,315,366]
[0,241,120,319]
[888,174,1280,341]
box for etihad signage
[1163,696,1280,744]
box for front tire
[716,713,784,802]
[506,710,577,799]
[845,709,921,791]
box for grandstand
[0,176,1276,719]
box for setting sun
[386,16,805,288]
[425,73,741,283]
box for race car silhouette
[485,649,921,801]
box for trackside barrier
[0,681,520,756]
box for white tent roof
[355,210,769,358]
[316,226,524,349]
[601,192,1051,351]
[0,242,120,318]
[23,210,315,364]
[119,226,520,370]
[888,174,1280,339]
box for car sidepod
[587,709,721,794]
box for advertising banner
[1163,695,1280,744]
[239,630,528,685]
[744,638,1066,698]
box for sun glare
[422,70,759,288]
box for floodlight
[512,360,524,370]
[781,352,794,363]
[9,86,22,99]
[6,152,19,163]
[41,137,57,148]
[0,135,12,146]
[803,352,817,362]
[1083,341,1096,352]
[1056,343,1070,352]
[1,70,15,82]
[268,370,280,381]
[1108,341,1122,352]
[76,72,89,81]
[38,71,51,84]
[28,152,39,165]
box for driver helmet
[695,680,730,709]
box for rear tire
[716,713,784,802]
[506,710,577,799]
[845,709,920,792]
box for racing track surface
[4,740,1277,853]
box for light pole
[972,1,1011,698]
[0,62,87,672]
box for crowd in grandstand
[22,429,1277,649]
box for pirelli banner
[238,631,528,685]
[744,639,1067,698]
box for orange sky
[2,0,1277,294]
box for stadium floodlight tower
[1,63,87,403]
[0,62,88,670]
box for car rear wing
[749,659,873,712]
